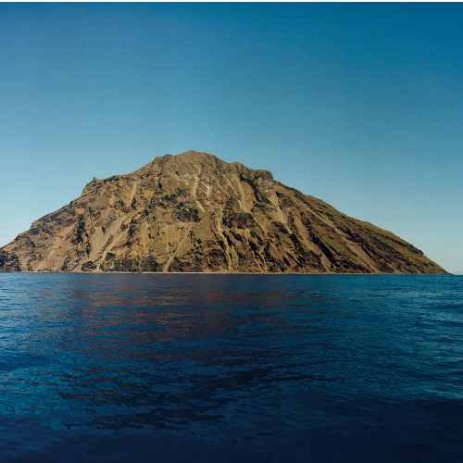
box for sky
[0,3,462,273]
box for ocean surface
[0,274,462,463]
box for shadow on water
[0,274,462,462]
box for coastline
[0,270,452,276]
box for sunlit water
[0,274,462,462]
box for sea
[0,273,462,462]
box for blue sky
[0,4,462,272]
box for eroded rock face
[0,150,446,273]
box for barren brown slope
[0,151,446,273]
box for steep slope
[0,151,445,273]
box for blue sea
[0,274,462,462]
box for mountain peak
[152,150,221,165]
[176,150,219,160]
[0,150,445,274]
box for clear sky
[1,3,462,273]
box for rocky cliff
[0,151,446,273]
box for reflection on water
[0,274,462,462]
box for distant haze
[0,4,462,273]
